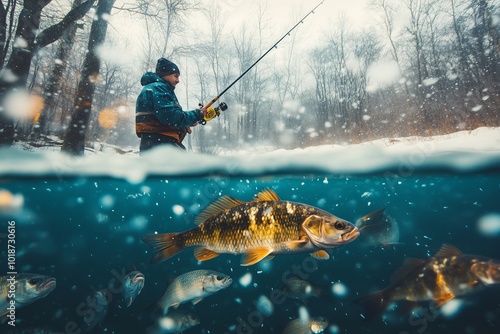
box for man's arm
[152,85,203,127]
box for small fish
[282,276,322,302]
[356,244,500,319]
[0,273,56,321]
[355,208,399,247]
[83,289,108,331]
[122,270,145,307]
[282,316,328,334]
[146,310,200,334]
[142,189,359,266]
[157,269,232,315]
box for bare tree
[136,0,200,69]
[0,0,18,68]
[0,0,94,146]
[62,0,115,155]
[31,0,87,139]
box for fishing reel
[200,102,228,125]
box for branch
[34,0,96,50]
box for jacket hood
[140,72,175,90]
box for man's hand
[190,107,208,127]
[199,106,208,119]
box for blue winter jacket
[135,72,203,142]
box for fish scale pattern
[183,201,318,253]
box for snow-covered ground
[1,127,499,182]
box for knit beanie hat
[156,58,180,77]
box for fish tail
[141,233,183,264]
[354,288,393,321]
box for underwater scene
[1,139,500,334]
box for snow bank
[1,127,499,182]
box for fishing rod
[200,0,324,124]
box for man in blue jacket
[136,58,207,153]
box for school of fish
[3,188,500,333]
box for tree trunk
[62,0,115,156]
[0,0,18,69]
[32,0,86,139]
[0,0,50,146]
[0,0,94,146]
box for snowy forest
[0,0,499,155]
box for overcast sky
[106,0,401,98]
[110,0,376,64]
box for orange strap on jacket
[136,112,188,143]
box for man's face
[163,73,180,86]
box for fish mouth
[134,273,145,282]
[41,278,56,290]
[341,227,360,242]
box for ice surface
[1,127,499,181]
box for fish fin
[194,196,245,225]
[141,233,183,264]
[286,235,309,250]
[194,247,220,262]
[390,258,425,284]
[466,280,480,287]
[354,287,393,321]
[433,292,455,307]
[264,255,275,261]
[434,244,462,258]
[310,250,330,260]
[253,189,281,201]
[241,247,273,266]
[172,302,180,309]
[287,237,309,249]
[192,298,203,305]
[125,297,133,307]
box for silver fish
[146,310,200,334]
[157,269,232,315]
[122,270,145,307]
[282,316,328,334]
[355,208,399,247]
[0,273,56,321]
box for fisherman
[135,58,207,153]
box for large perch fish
[356,244,500,319]
[142,189,359,266]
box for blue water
[1,171,500,333]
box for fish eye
[216,275,224,281]
[29,278,41,284]
[334,221,346,230]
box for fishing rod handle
[202,96,219,109]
